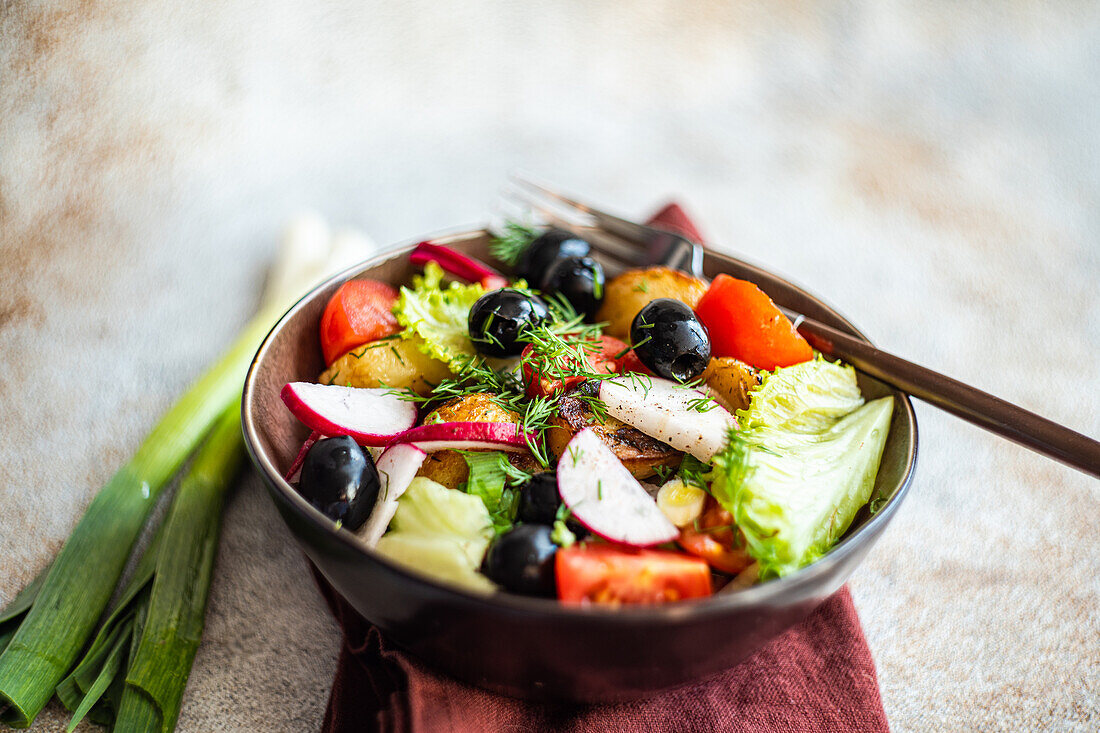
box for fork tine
[510,175,656,247]
[501,185,645,269]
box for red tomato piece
[694,274,813,370]
[521,335,648,398]
[556,544,713,605]
[676,497,753,575]
[319,279,401,365]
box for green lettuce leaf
[375,478,496,592]
[711,359,893,579]
[393,261,485,366]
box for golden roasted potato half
[546,382,681,479]
[416,393,538,486]
[701,358,760,414]
[424,393,521,424]
[320,336,451,396]
[595,266,708,339]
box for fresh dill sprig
[685,394,719,413]
[652,464,676,483]
[678,454,712,493]
[517,322,605,385]
[672,376,719,410]
[489,222,539,266]
[517,395,556,468]
[574,391,608,424]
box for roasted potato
[595,266,708,339]
[424,392,521,424]
[320,336,451,396]
[416,393,539,486]
[546,382,681,479]
[701,358,760,414]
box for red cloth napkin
[313,204,890,733]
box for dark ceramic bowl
[242,227,918,703]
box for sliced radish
[599,376,737,462]
[410,241,509,290]
[556,428,678,547]
[356,443,428,547]
[280,382,418,446]
[386,421,533,453]
[285,430,323,483]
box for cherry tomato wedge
[522,335,648,398]
[319,279,401,365]
[693,274,812,370]
[556,544,713,605]
[676,497,753,575]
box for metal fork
[504,177,1100,479]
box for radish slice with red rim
[556,428,679,547]
[599,376,737,462]
[386,421,534,453]
[285,430,323,483]
[410,241,508,290]
[356,443,428,547]
[280,382,418,446]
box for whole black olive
[298,435,379,531]
[482,524,559,596]
[468,289,550,357]
[630,298,711,382]
[516,471,589,539]
[540,256,605,319]
[516,228,591,284]
[516,472,561,525]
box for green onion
[114,404,246,732]
[0,565,51,658]
[0,304,282,728]
[55,531,161,728]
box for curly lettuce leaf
[710,359,893,579]
[375,477,496,592]
[393,261,484,366]
[739,357,865,434]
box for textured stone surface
[1,1,1097,730]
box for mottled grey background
[1,1,1097,730]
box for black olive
[630,298,711,382]
[516,228,591,284]
[516,472,560,525]
[297,435,379,531]
[482,524,559,596]
[468,289,550,357]
[516,471,589,539]
[540,256,605,319]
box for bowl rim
[242,224,919,622]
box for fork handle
[791,314,1100,478]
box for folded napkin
[312,204,890,733]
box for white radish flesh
[599,376,737,462]
[556,428,679,547]
[280,382,417,446]
[356,443,428,547]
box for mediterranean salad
[278,225,894,605]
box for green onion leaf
[116,403,246,733]
[457,451,525,535]
[0,303,282,728]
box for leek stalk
[0,305,281,727]
[113,404,245,732]
[0,214,375,729]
